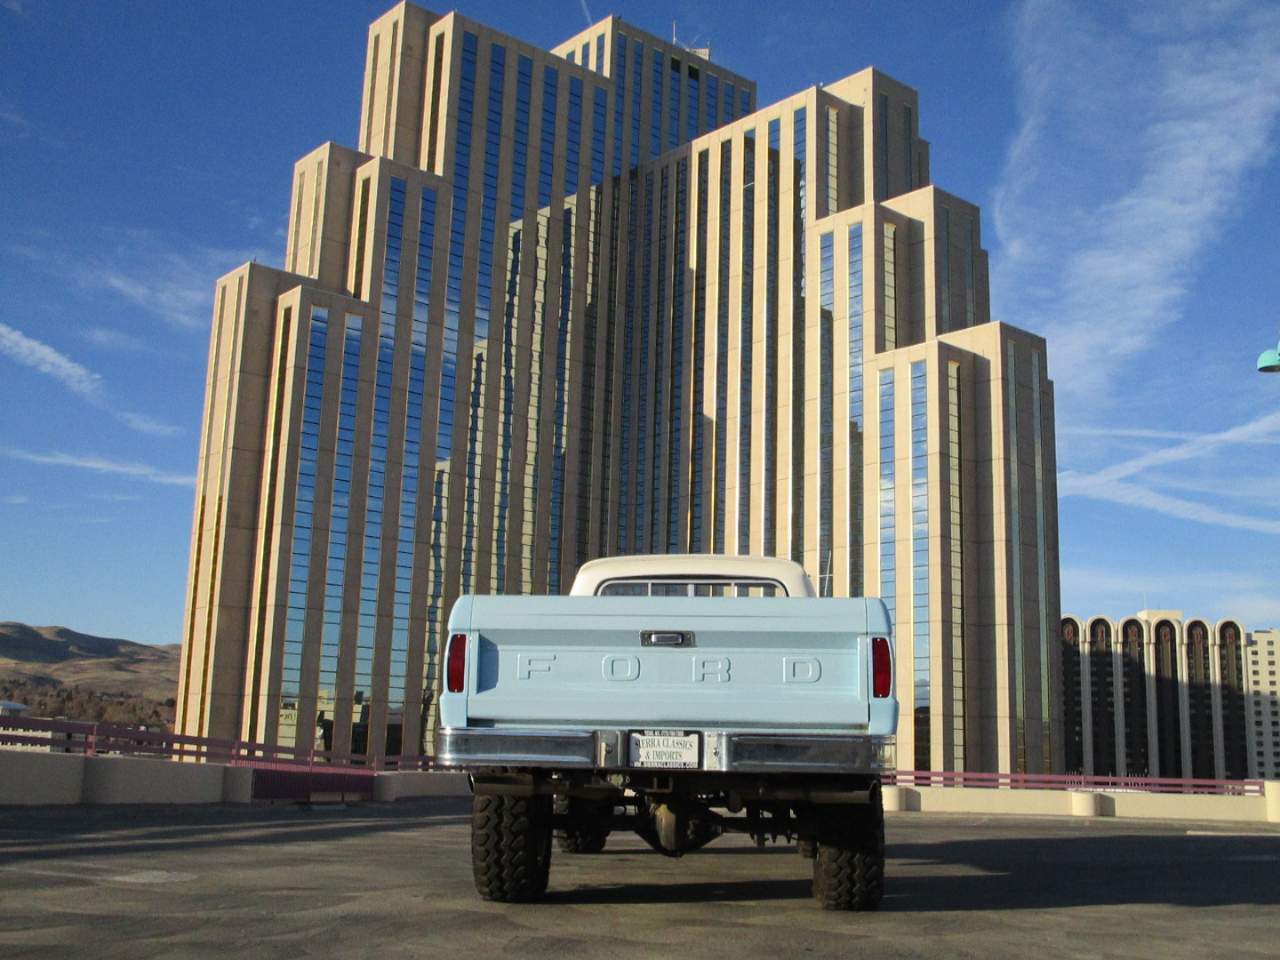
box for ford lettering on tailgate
[512,654,827,682]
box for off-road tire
[557,827,609,854]
[471,793,553,902]
[555,796,611,854]
[811,786,885,911]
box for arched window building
[1060,612,1275,780]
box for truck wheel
[471,793,553,902]
[811,788,884,911]
[555,796,610,854]
[557,827,609,854]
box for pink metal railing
[886,769,1266,796]
[0,715,437,775]
[1,716,1263,797]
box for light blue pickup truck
[439,554,898,910]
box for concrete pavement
[1,794,1277,959]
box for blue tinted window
[879,368,896,624]
[613,36,626,176]
[511,55,532,219]
[791,108,807,563]
[283,306,329,711]
[848,223,865,598]
[668,157,689,551]
[547,207,574,585]
[764,118,780,555]
[737,130,755,554]
[819,231,834,595]
[650,50,663,159]
[591,86,607,186]
[630,43,643,169]
[668,58,681,148]
[911,361,929,768]
[539,66,558,208]
[494,226,521,591]
[714,140,731,553]
[635,171,654,550]
[619,178,639,551]
[650,166,669,551]
[687,65,699,140]
[566,77,583,195]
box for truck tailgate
[447,595,889,732]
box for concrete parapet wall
[222,764,254,803]
[0,751,85,805]
[883,782,1274,823]
[1104,791,1266,823]
[0,750,253,805]
[83,755,226,804]
[3,748,1276,821]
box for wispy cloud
[1075,411,1280,483]
[1059,410,1280,533]
[1058,426,1205,443]
[82,328,159,355]
[1,495,30,505]
[0,100,25,127]
[5,230,267,329]
[2,449,194,486]
[1060,472,1280,534]
[117,412,184,437]
[0,320,183,436]
[1062,565,1280,626]
[0,320,105,401]
[1150,473,1280,507]
[1064,566,1275,600]
[993,0,1280,406]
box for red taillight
[446,633,467,693]
[872,637,892,698]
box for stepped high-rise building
[177,3,1062,773]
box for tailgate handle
[641,630,694,647]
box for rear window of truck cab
[596,578,787,597]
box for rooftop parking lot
[2,793,1278,960]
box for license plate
[629,729,700,769]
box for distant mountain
[0,622,180,702]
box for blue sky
[1,0,1278,645]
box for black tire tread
[811,792,885,911]
[556,828,609,854]
[554,796,611,854]
[471,793,552,902]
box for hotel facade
[177,3,1062,774]
[1062,615,1279,781]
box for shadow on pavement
[884,832,1280,912]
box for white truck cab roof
[569,554,818,598]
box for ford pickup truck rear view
[438,554,898,910]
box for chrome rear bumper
[437,726,895,775]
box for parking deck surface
[1,792,1277,960]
